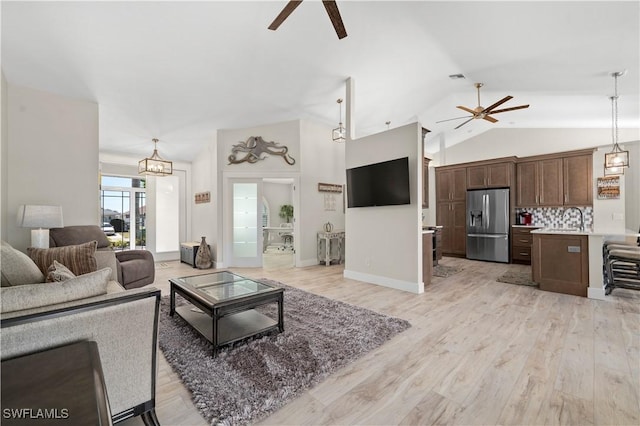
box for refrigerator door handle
[484,193,490,231]
[468,234,507,238]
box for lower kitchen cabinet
[532,233,589,297]
[511,226,540,264]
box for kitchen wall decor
[228,136,295,165]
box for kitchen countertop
[512,225,543,228]
[531,228,640,237]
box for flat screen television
[346,157,411,208]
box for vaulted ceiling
[2,1,639,161]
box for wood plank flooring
[120,257,640,426]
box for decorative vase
[195,236,212,269]
[324,222,333,232]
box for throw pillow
[28,241,98,277]
[0,267,111,313]
[0,241,45,287]
[46,260,76,282]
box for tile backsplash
[515,207,593,229]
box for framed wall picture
[597,176,620,199]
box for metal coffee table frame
[169,272,284,356]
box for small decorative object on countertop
[195,236,213,269]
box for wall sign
[597,176,620,199]
[228,136,295,165]
[318,183,343,193]
[195,191,211,204]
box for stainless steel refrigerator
[466,188,510,263]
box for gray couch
[0,241,161,425]
[49,225,155,289]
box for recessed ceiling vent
[448,74,466,80]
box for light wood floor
[120,258,640,426]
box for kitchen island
[531,228,640,298]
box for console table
[317,231,345,266]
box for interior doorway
[262,178,295,270]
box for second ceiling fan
[268,0,347,39]
[438,83,530,129]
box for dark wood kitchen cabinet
[517,149,593,208]
[516,158,563,207]
[563,154,593,206]
[436,166,467,256]
[467,161,514,189]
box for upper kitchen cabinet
[467,160,515,189]
[436,167,467,202]
[516,149,593,207]
[563,154,593,206]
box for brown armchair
[49,225,155,289]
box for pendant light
[332,99,346,143]
[604,71,629,175]
[138,138,173,176]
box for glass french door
[230,180,263,267]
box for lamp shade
[17,205,64,228]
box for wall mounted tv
[346,157,411,208]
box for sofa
[0,240,161,425]
[49,225,155,289]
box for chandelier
[332,98,346,143]
[604,71,629,176]
[139,138,173,176]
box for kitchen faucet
[562,207,584,231]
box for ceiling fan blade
[483,96,513,113]
[436,115,472,124]
[454,117,475,130]
[456,105,477,115]
[488,104,530,114]
[268,0,303,31]
[322,1,347,39]
[482,115,498,123]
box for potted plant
[279,204,294,223]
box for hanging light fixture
[332,98,346,143]
[604,71,629,175]
[138,138,173,176]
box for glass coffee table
[169,271,284,356]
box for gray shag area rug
[497,270,538,287]
[158,279,411,425]
[433,264,463,278]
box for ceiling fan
[437,83,530,129]
[268,0,347,39]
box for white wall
[344,122,424,294]
[299,119,346,265]
[625,142,640,232]
[5,84,99,251]
[191,139,217,260]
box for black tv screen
[346,157,411,208]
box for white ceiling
[2,1,639,161]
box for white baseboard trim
[153,251,179,262]
[588,286,607,300]
[343,269,424,294]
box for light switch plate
[612,213,624,221]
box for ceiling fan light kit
[604,71,629,175]
[269,0,347,39]
[138,138,173,176]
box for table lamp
[17,205,64,248]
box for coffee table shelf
[175,306,279,347]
